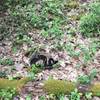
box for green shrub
[79,2,100,37]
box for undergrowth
[79,2,100,37]
[0,0,66,40]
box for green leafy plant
[79,2,100,37]
[0,0,66,41]
[85,92,92,99]
[0,71,7,78]
[41,17,64,38]
[80,47,92,64]
[57,94,66,100]
[80,43,97,65]
[13,34,32,45]
[78,75,90,84]
[42,0,64,16]
[39,95,46,100]
[64,40,98,67]
[30,64,42,74]
[27,72,35,80]
[65,43,75,56]
[26,94,32,100]
[12,46,18,54]
[70,89,81,100]
[89,69,97,81]
[78,69,97,84]
[0,88,17,100]
[0,58,14,66]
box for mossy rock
[43,79,76,95]
[90,82,100,96]
[43,79,100,96]
[0,78,29,92]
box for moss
[90,82,100,96]
[43,79,100,96]
[43,79,76,95]
[0,78,29,92]
[65,0,79,9]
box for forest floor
[0,0,100,100]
